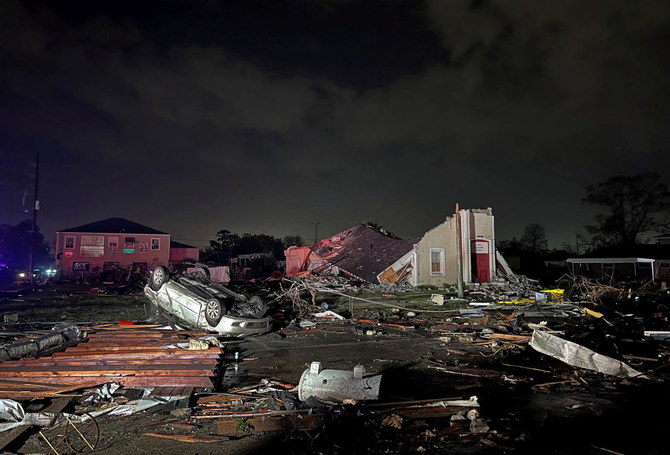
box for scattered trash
[431,294,445,305]
[381,413,403,428]
[314,310,345,320]
[529,330,649,379]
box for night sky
[2,0,669,250]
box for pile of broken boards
[0,324,493,455]
[0,324,225,453]
[195,380,489,454]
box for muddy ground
[1,283,669,454]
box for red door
[471,240,491,283]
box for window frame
[72,262,90,271]
[65,236,75,249]
[429,248,445,276]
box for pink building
[55,218,171,279]
[169,240,200,265]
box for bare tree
[583,173,670,246]
[520,223,548,254]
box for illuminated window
[151,238,160,250]
[65,236,75,249]
[430,248,445,275]
[108,236,119,248]
[80,235,105,257]
[73,262,90,271]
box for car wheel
[247,295,269,318]
[205,299,223,326]
[149,266,170,291]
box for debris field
[0,274,668,455]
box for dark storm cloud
[1,0,668,248]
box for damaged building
[286,208,508,287]
[285,224,418,283]
[379,208,499,287]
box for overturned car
[144,266,272,337]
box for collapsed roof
[292,224,419,283]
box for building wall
[415,208,495,286]
[284,246,312,276]
[169,247,200,263]
[55,231,171,278]
[416,218,458,286]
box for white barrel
[298,362,382,402]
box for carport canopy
[566,257,655,280]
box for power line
[310,221,321,245]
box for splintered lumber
[144,433,230,443]
[0,329,223,397]
[0,366,215,377]
[5,375,214,388]
[52,349,222,359]
[395,406,476,419]
[0,379,107,398]
[8,358,219,367]
[356,319,416,331]
[149,387,194,397]
[488,333,531,343]
[216,413,324,435]
[196,394,253,404]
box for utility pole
[575,234,580,255]
[310,221,321,245]
[455,203,464,298]
[28,152,39,286]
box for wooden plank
[144,433,229,443]
[0,359,219,367]
[23,376,213,387]
[65,343,194,354]
[197,394,250,404]
[122,376,213,388]
[0,368,213,377]
[396,406,475,419]
[0,364,217,373]
[51,349,222,358]
[216,414,324,435]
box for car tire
[149,266,170,291]
[248,295,269,318]
[205,298,224,326]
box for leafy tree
[203,229,287,264]
[208,229,240,254]
[496,237,523,255]
[237,233,284,258]
[0,220,51,269]
[583,173,670,245]
[520,223,548,255]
